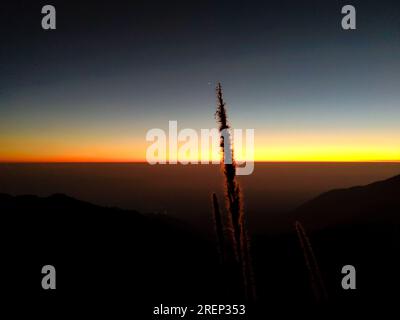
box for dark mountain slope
[293,174,400,229]
[1,181,399,317]
[0,193,221,316]
[284,175,400,307]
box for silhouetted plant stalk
[295,221,328,302]
[212,193,225,263]
[211,192,241,299]
[214,82,256,301]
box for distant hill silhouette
[293,174,400,230]
[0,193,221,317]
[284,175,400,308]
[1,177,399,317]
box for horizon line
[1,160,400,164]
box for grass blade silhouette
[212,193,225,263]
[295,220,328,302]
[215,82,256,301]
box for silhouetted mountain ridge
[0,192,221,312]
[293,174,400,229]
[0,192,135,212]
[1,176,399,315]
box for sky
[1,0,400,162]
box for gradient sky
[1,0,400,162]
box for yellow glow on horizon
[1,131,399,163]
[0,134,146,163]
[254,131,400,162]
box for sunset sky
[1,0,400,162]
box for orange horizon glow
[1,149,399,163]
[1,130,399,163]
[2,152,400,163]
[1,153,399,163]
[1,160,400,163]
